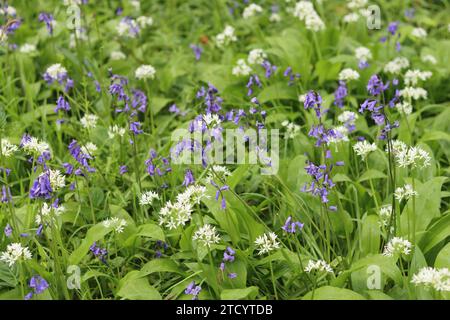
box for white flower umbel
[384,57,410,74]
[20,43,37,54]
[394,184,418,202]
[411,27,427,39]
[193,224,220,247]
[103,217,127,233]
[242,3,263,19]
[389,140,431,169]
[328,126,349,144]
[304,259,333,274]
[399,87,427,100]
[383,237,412,257]
[108,125,126,139]
[269,13,281,22]
[421,54,437,65]
[254,232,280,255]
[139,190,159,206]
[404,70,432,86]
[339,68,360,81]
[337,111,358,124]
[21,136,50,155]
[343,13,360,23]
[298,94,306,103]
[0,243,32,267]
[232,59,252,76]
[177,185,208,205]
[135,64,156,80]
[81,142,97,155]
[355,46,372,62]
[110,51,126,60]
[378,205,392,227]
[116,18,139,37]
[46,64,68,80]
[281,121,301,139]
[80,114,99,129]
[205,165,231,182]
[1,139,18,157]
[36,202,65,225]
[411,267,450,292]
[137,16,153,28]
[353,140,377,159]
[395,101,413,115]
[48,169,65,190]
[292,1,325,31]
[215,25,237,47]
[247,49,267,65]
[158,200,193,229]
[347,0,368,9]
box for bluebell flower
[185,281,202,300]
[90,242,108,264]
[190,44,203,61]
[38,12,54,35]
[55,95,70,113]
[4,224,12,237]
[304,91,323,118]
[29,172,53,199]
[182,169,195,187]
[282,216,304,234]
[1,185,12,203]
[333,81,347,108]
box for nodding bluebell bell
[366,74,389,96]
[283,66,300,86]
[308,124,337,147]
[246,74,262,96]
[261,60,277,78]
[302,161,338,204]
[190,44,203,61]
[29,172,53,199]
[182,169,195,187]
[4,223,12,237]
[68,140,96,173]
[282,216,304,234]
[196,83,223,113]
[89,242,108,264]
[55,95,70,113]
[1,185,12,203]
[145,149,172,177]
[185,281,201,300]
[304,90,323,119]
[333,81,347,108]
[211,180,229,210]
[38,12,54,35]
[24,275,49,300]
[119,165,128,175]
[129,121,143,135]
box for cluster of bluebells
[381,21,402,52]
[145,149,171,178]
[281,216,304,234]
[43,64,74,92]
[154,240,169,258]
[185,281,202,300]
[24,276,49,300]
[219,247,237,279]
[90,242,108,264]
[67,140,96,174]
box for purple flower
[367,74,388,96]
[281,216,304,234]
[228,273,237,279]
[388,21,399,35]
[182,169,195,187]
[4,224,12,237]
[261,60,277,78]
[246,74,262,96]
[119,165,128,175]
[190,44,203,61]
[283,67,300,85]
[211,181,229,210]
[68,140,95,173]
[90,242,108,264]
[131,89,147,113]
[302,161,336,204]
[185,281,201,300]
[358,60,369,69]
[130,121,143,135]
[304,91,323,118]
[29,172,53,199]
[308,124,336,147]
[333,81,347,108]
[55,95,70,113]
[1,185,12,203]
[38,12,54,35]
[29,276,49,294]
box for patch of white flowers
[254,232,280,255]
[328,126,349,144]
[80,114,99,129]
[389,140,431,169]
[36,202,65,225]
[355,46,372,63]
[411,267,450,292]
[232,59,252,76]
[137,16,153,28]
[48,169,65,190]
[20,43,37,54]
[21,136,50,155]
[394,184,418,202]
[81,142,97,155]
[215,25,237,47]
[193,224,221,247]
[411,27,427,39]
[378,205,392,227]
[339,68,360,81]
[0,243,32,267]
[384,57,409,75]
[337,111,358,124]
[103,217,128,233]
[159,200,193,229]
[347,0,368,10]
[353,140,377,159]
[304,259,333,273]
[108,125,126,139]
[242,3,263,19]
[110,51,126,60]
[421,54,437,65]
[176,185,207,205]
[395,101,413,115]
[139,190,159,206]
[46,64,67,80]
[1,138,18,157]
[292,1,325,32]
[282,121,301,139]
[404,69,432,86]
[383,237,412,257]
[399,87,427,100]
[135,64,156,80]
[247,48,267,65]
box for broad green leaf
[302,286,366,300]
[220,286,259,300]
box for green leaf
[435,242,450,268]
[360,215,381,256]
[117,272,162,300]
[140,259,183,276]
[358,169,387,182]
[220,286,259,300]
[302,286,366,300]
[419,213,450,253]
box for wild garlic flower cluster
[404,69,432,86]
[81,142,97,155]
[355,46,372,63]
[304,259,333,274]
[0,243,32,267]
[47,169,66,190]
[159,185,207,229]
[36,202,65,225]
[411,267,450,292]
[193,224,221,247]
[80,114,99,129]
[205,165,231,183]
[389,140,431,169]
[215,25,237,47]
[116,17,139,38]
[1,138,18,157]
[383,237,412,257]
[394,184,418,202]
[135,64,156,80]
[281,121,301,139]
[353,140,377,159]
[384,57,410,75]
[232,59,252,76]
[242,4,263,19]
[21,135,50,155]
[103,217,128,233]
[247,48,267,65]
[139,190,160,206]
[378,205,392,227]
[421,54,437,65]
[136,16,153,28]
[395,101,413,115]
[292,1,325,32]
[399,87,427,100]
[411,27,427,39]
[254,232,280,255]
[339,68,360,81]
[108,125,126,139]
